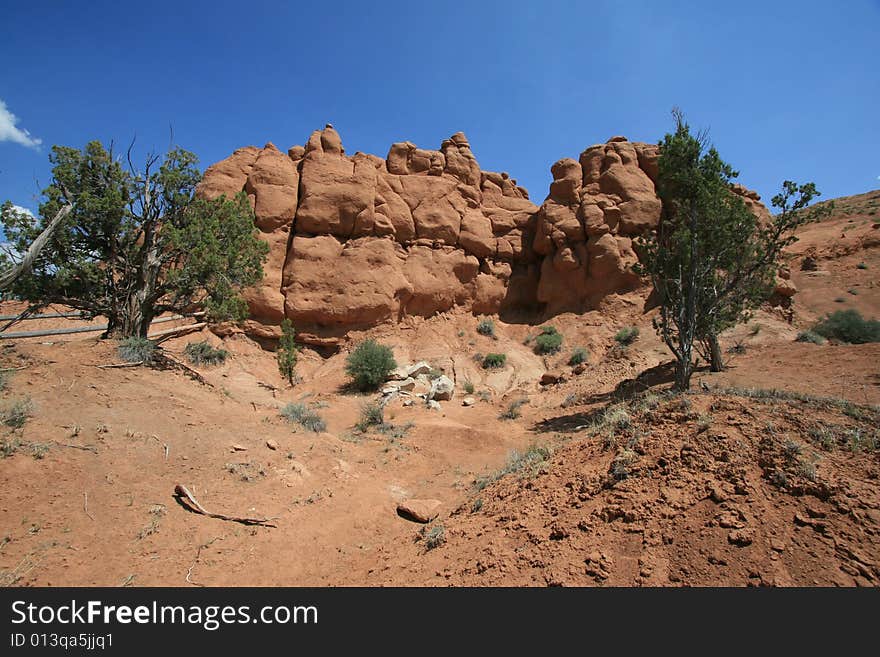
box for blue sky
[1,0,878,216]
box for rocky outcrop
[198,125,540,344]
[198,128,772,345]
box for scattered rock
[428,375,455,401]
[427,400,442,411]
[266,439,279,451]
[231,444,247,452]
[406,362,433,378]
[402,398,414,407]
[540,371,565,386]
[397,499,442,523]
[572,363,587,375]
[727,528,755,546]
[461,397,476,407]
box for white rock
[427,400,442,411]
[406,361,433,378]
[461,397,476,407]
[428,375,455,401]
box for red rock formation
[197,128,771,345]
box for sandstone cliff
[197,126,770,345]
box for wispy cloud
[0,99,42,150]
[11,205,35,217]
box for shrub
[474,443,550,489]
[499,398,527,420]
[118,336,155,364]
[184,341,228,366]
[482,353,507,369]
[345,340,397,391]
[356,402,385,432]
[534,326,562,355]
[813,309,880,344]
[423,525,446,550]
[568,347,589,366]
[280,403,326,433]
[276,319,299,385]
[614,326,639,346]
[796,331,826,345]
[2,398,33,429]
[476,318,495,337]
[0,371,9,392]
[463,379,475,395]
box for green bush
[476,318,495,337]
[118,336,155,364]
[276,319,299,385]
[568,347,589,366]
[463,379,475,395]
[2,397,33,429]
[614,326,640,346]
[356,402,385,432]
[280,402,326,433]
[184,341,228,366]
[795,331,826,345]
[423,525,446,550]
[534,326,562,354]
[813,310,880,344]
[482,353,507,369]
[499,398,527,420]
[345,340,397,391]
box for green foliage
[634,109,829,390]
[280,403,326,433]
[118,337,155,364]
[356,402,385,432]
[423,525,446,550]
[345,340,396,391]
[482,353,507,369]
[474,444,551,490]
[276,319,299,385]
[568,347,589,366]
[795,330,826,345]
[813,309,880,344]
[476,318,495,337]
[0,141,268,337]
[614,326,640,346]
[184,341,228,366]
[2,398,33,429]
[499,398,527,420]
[463,379,475,395]
[533,325,562,354]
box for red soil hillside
[0,184,877,587]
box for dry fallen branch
[185,536,222,586]
[0,365,29,372]
[155,352,212,386]
[52,440,98,454]
[83,492,94,521]
[95,361,143,369]
[173,484,277,527]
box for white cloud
[0,99,42,150]
[11,205,35,218]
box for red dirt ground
[0,191,877,587]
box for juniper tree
[0,141,268,337]
[637,109,829,391]
[276,318,299,385]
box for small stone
[397,499,442,523]
[572,363,586,375]
[462,397,476,407]
[427,400,442,411]
[428,375,455,401]
[770,538,786,552]
[402,399,414,407]
[727,528,754,546]
[540,372,564,385]
[266,439,279,451]
[231,444,247,452]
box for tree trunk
[708,333,724,372]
